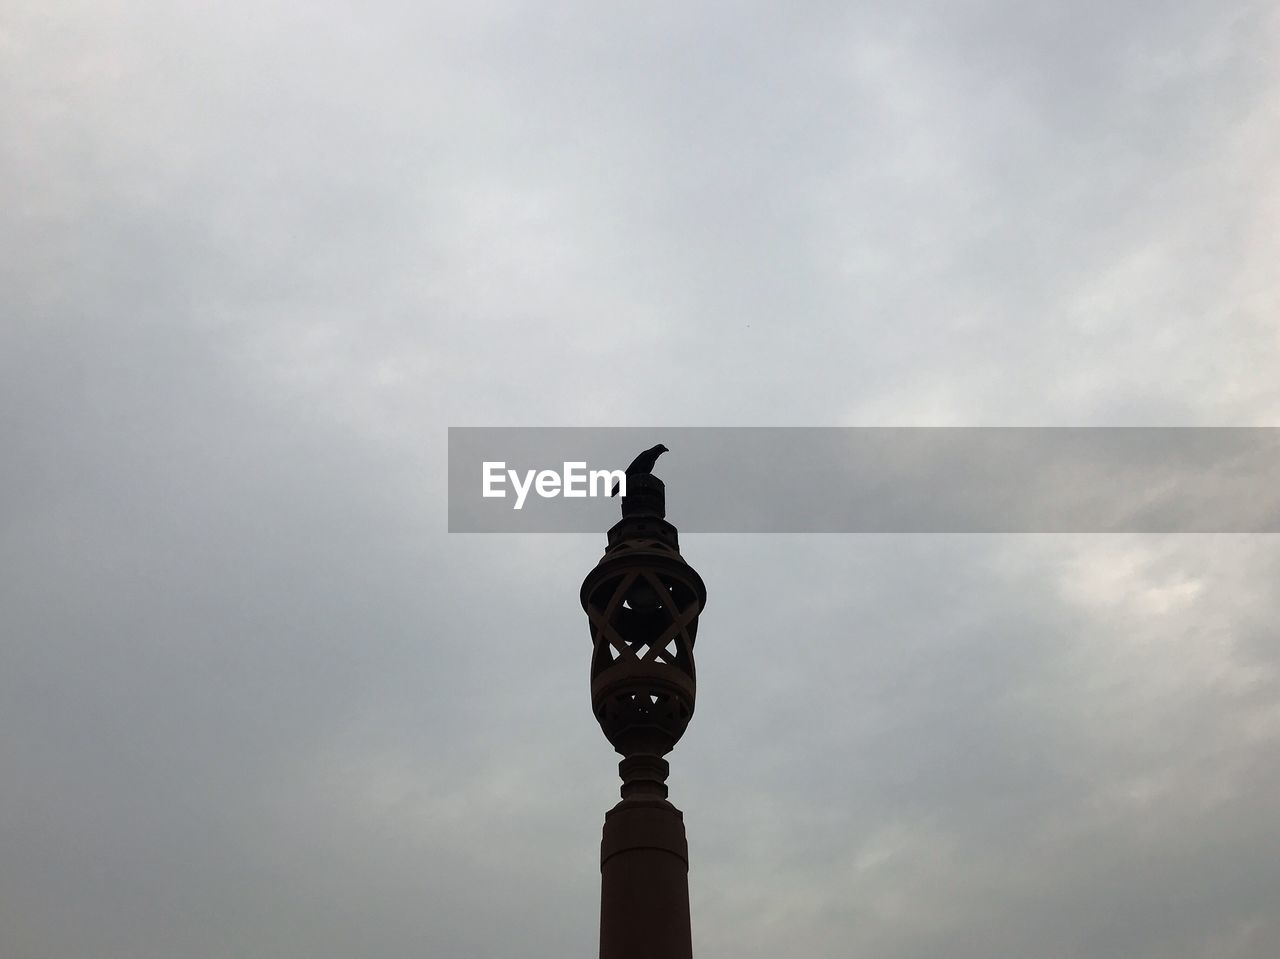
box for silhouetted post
[581,474,706,959]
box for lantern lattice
[581,478,706,759]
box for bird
[611,443,669,496]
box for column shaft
[599,800,692,959]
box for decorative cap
[620,473,666,519]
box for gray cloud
[2,1,1278,957]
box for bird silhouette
[611,443,669,496]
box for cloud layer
[3,2,1278,957]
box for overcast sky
[3,2,1279,957]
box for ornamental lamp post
[580,471,707,959]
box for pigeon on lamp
[611,444,669,496]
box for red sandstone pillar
[581,474,706,959]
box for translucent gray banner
[447,428,1280,533]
